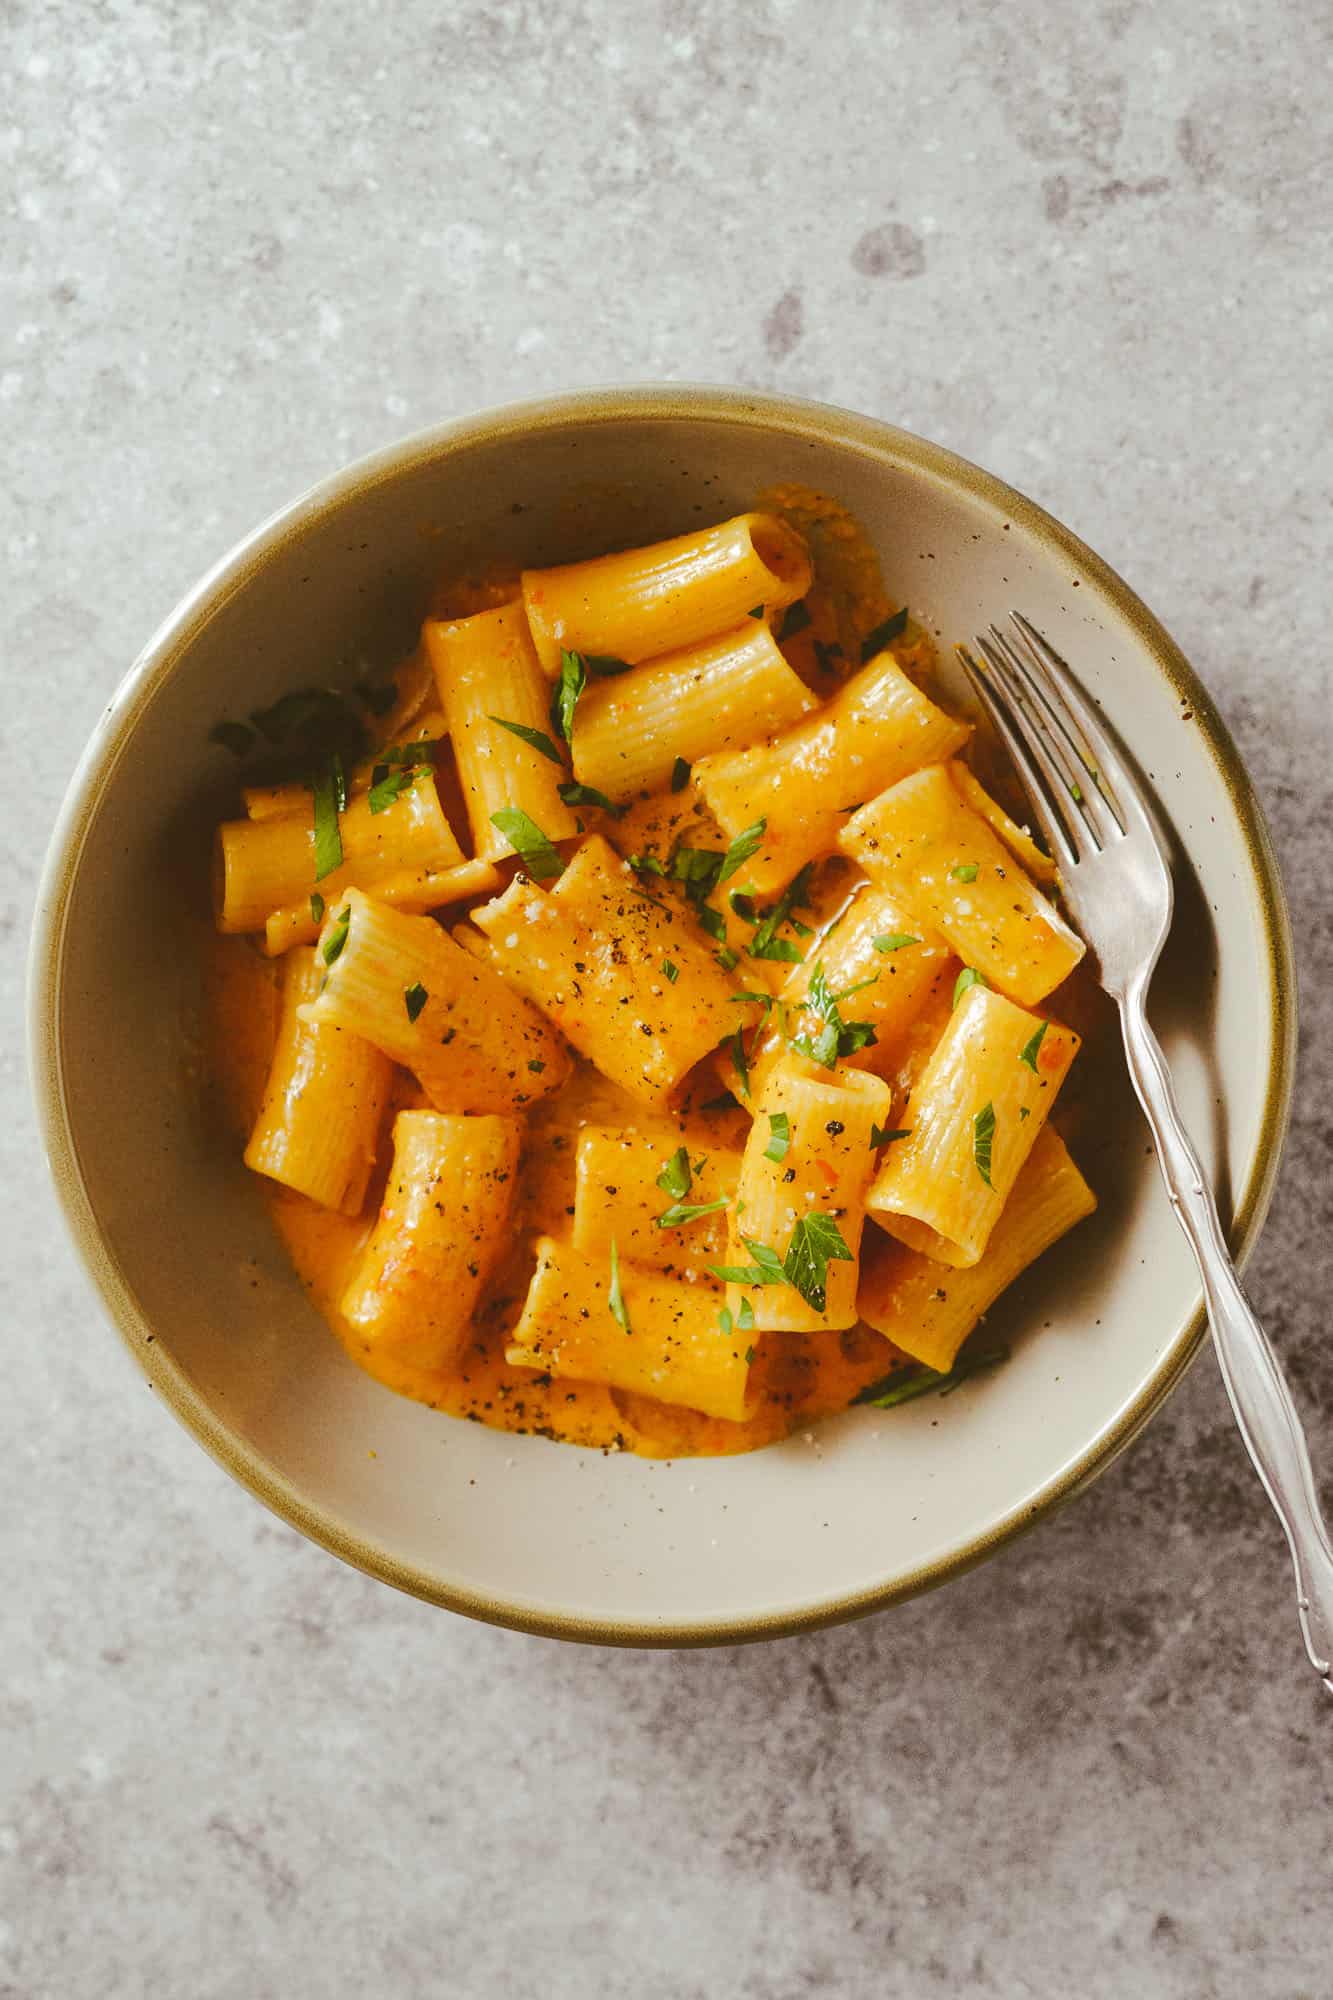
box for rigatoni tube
[470,836,738,1108]
[243,945,393,1214]
[572,1127,743,1276]
[215,770,465,943]
[839,762,1084,1005]
[521,512,813,675]
[694,650,970,894]
[570,622,817,801]
[340,1111,522,1368]
[724,1053,890,1333]
[424,603,579,861]
[301,888,570,1112]
[865,982,1079,1267]
[858,1126,1096,1372]
[506,1237,751,1422]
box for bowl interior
[36,394,1290,1641]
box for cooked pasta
[506,1237,752,1422]
[839,762,1084,1006]
[694,648,970,894]
[865,981,1079,1267]
[571,621,817,801]
[858,1126,1096,1372]
[202,489,1103,1459]
[243,946,393,1213]
[341,1110,521,1367]
[521,512,813,675]
[424,602,580,860]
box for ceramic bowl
[30,387,1295,1644]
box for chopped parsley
[527,1058,545,1074]
[670,756,691,792]
[854,1344,1009,1408]
[784,1213,854,1312]
[403,981,428,1023]
[718,1306,734,1335]
[953,966,990,1008]
[309,892,325,925]
[310,757,345,880]
[716,946,739,972]
[657,1196,729,1229]
[727,1025,751,1098]
[1018,1022,1049,1073]
[744,1344,756,1365]
[873,932,920,953]
[950,862,979,883]
[321,904,351,965]
[860,606,909,660]
[627,852,665,877]
[973,1102,997,1188]
[662,959,679,984]
[655,1146,692,1201]
[764,1112,791,1163]
[748,603,765,619]
[718,819,767,883]
[748,864,814,963]
[557,779,625,816]
[737,1296,755,1332]
[791,962,878,1068]
[550,650,586,743]
[710,1238,787,1287]
[487,715,564,765]
[870,1125,912,1149]
[584,653,634,677]
[778,600,811,639]
[489,807,565,880]
[367,761,428,814]
[607,1239,631,1333]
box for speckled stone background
[5,2,1332,1995]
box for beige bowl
[30,388,1295,1644]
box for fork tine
[1008,612,1149,839]
[985,625,1121,848]
[956,643,1080,868]
[973,632,1104,861]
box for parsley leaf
[655,1146,692,1201]
[403,981,428,1022]
[748,864,814,963]
[489,808,565,880]
[860,606,908,660]
[716,946,739,972]
[662,959,679,983]
[748,603,765,619]
[627,852,665,877]
[557,779,626,816]
[584,654,634,677]
[727,1026,751,1099]
[670,756,691,792]
[784,1213,854,1312]
[744,1344,756,1365]
[973,1101,997,1188]
[550,650,586,743]
[854,1344,1009,1408]
[368,764,427,815]
[321,904,351,965]
[309,892,325,924]
[790,962,878,1069]
[487,715,564,765]
[710,1237,787,1287]
[737,1296,755,1332]
[718,819,767,884]
[310,758,345,880]
[873,932,920,953]
[870,1125,912,1149]
[764,1112,791,1163]
[657,1196,729,1229]
[608,1239,631,1333]
[718,1306,734,1334]
[209,720,254,757]
[1019,1022,1049,1073]
[778,600,811,639]
[950,862,979,883]
[953,966,990,1009]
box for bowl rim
[29,383,1298,1647]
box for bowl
[30,387,1296,1644]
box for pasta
[470,835,739,1108]
[203,489,1103,1459]
[341,1111,521,1367]
[521,512,813,674]
[858,1126,1096,1372]
[244,946,393,1213]
[865,981,1079,1267]
[839,762,1084,1006]
[571,621,817,801]
[694,648,970,894]
[506,1237,752,1422]
[300,888,571,1112]
[424,602,580,860]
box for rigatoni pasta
[204,489,1102,1459]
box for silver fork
[959,612,1333,1694]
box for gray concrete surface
[4,2,1332,1995]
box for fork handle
[1121,975,1333,1691]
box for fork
[958,612,1333,1694]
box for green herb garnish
[309,892,325,924]
[778,601,811,639]
[490,808,565,880]
[764,1112,791,1163]
[310,757,345,880]
[367,764,427,814]
[403,981,428,1022]
[627,852,665,877]
[973,1102,997,1188]
[710,1238,787,1287]
[748,603,765,619]
[953,966,990,1008]
[855,1344,1009,1408]
[873,932,920,953]
[718,1307,734,1335]
[727,1026,751,1098]
[870,1125,912,1149]
[860,607,908,660]
[718,819,767,884]
[657,1197,729,1229]
[950,862,979,883]
[656,1146,692,1201]
[487,715,564,765]
[321,904,351,965]
[748,864,814,963]
[716,946,739,972]
[608,1239,631,1333]
[744,1344,756,1365]
[662,960,679,983]
[557,780,625,816]
[1018,1022,1049,1073]
[584,654,634,677]
[737,1296,755,1332]
[784,1213,854,1313]
[551,650,586,743]
[790,962,877,1068]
